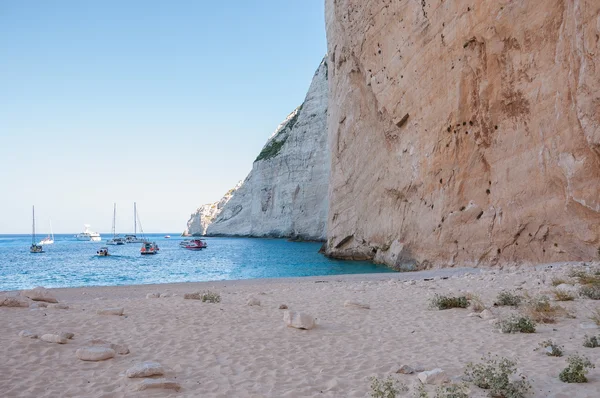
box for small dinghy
[96,247,110,257]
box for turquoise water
[0,234,394,291]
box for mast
[32,206,35,245]
[112,203,116,238]
[134,202,137,236]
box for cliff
[324,0,600,269]
[184,182,241,236]
[205,58,330,240]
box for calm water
[0,234,393,291]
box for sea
[0,234,394,291]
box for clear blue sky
[0,0,327,234]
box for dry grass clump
[521,295,569,324]
[590,307,600,326]
[551,277,572,287]
[552,289,575,301]
[200,290,221,303]
[580,284,600,300]
[429,294,469,310]
[465,293,486,312]
[495,291,522,307]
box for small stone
[48,303,69,310]
[133,379,181,392]
[396,364,415,374]
[283,310,315,330]
[18,330,38,339]
[88,339,129,355]
[146,293,160,299]
[20,287,58,303]
[184,292,201,300]
[97,307,124,316]
[279,304,288,310]
[417,369,449,385]
[247,297,261,306]
[159,293,171,298]
[126,361,165,378]
[76,347,115,361]
[344,300,370,309]
[545,346,554,355]
[59,332,75,340]
[480,309,494,320]
[40,334,68,344]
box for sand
[1,263,600,397]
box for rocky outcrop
[325,1,600,269]
[206,58,330,240]
[184,183,241,236]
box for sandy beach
[2,263,600,397]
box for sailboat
[124,202,145,243]
[106,203,125,245]
[39,219,54,245]
[135,207,159,255]
[30,206,44,253]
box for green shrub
[429,294,468,310]
[369,376,407,398]
[255,137,288,162]
[580,284,600,300]
[496,291,522,307]
[498,315,536,333]
[539,340,563,357]
[559,354,595,383]
[434,383,469,398]
[464,355,531,398]
[413,384,429,398]
[201,290,221,303]
[583,335,600,348]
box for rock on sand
[126,361,165,378]
[20,287,58,303]
[97,307,124,316]
[283,311,315,330]
[76,347,115,361]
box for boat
[106,203,125,245]
[30,206,44,253]
[75,224,102,241]
[96,247,110,257]
[39,218,54,245]
[182,239,207,250]
[164,235,171,239]
[125,202,145,243]
[179,239,191,247]
[140,241,159,255]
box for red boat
[183,239,207,250]
[140,241,159,255]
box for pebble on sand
[126,361,165,378]
[59,332,75,340]
[18,330,38,339]
[76,347,116,361]
[283,310,315,330]
[146,293,160,299]
[20,287,58,303]
[279,304,289,310]
[247,297,261,306]
[40,334,68,344]
[417,369,449,385]
[133,379,181,392]
[97,307,124,316]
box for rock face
[184,182,242,236]
[206,58,330,241]
[324,0,600,269]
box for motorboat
[96,247,110,257]
[164,235,171,239]
[182,239,207,250]
[30,206,45,253]
[179,239,191,247]
[140,241,159,255]
[75,224,102,242]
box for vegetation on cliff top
[255,105,302,162]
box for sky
[0,0,327,234]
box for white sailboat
[106,203,125,245]
[39,218,54,245]
[30,206,44,253]
[124,202,145,243]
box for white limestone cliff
[206,58,329,240]
[184,182,241,236]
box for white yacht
[75,224,102,242]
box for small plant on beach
[434,383,469,398]
[201,290,221,303]
[413,384,429,398]
[498,315,536,333]
[429,294,469,310]
[559,354,595,383]
[369,376,407,398]
[466,293,486,312]
[464,355,531,398]
[591,307,600,326]
[580,284,600,300]
[552,289,575,301]
[521,295,568,323]
[496,291,522,307]
[551,277,571,287]
[582,335,600,348]
[538,340,564,357]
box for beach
[2,263,600,397]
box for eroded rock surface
[324,0,600,268]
